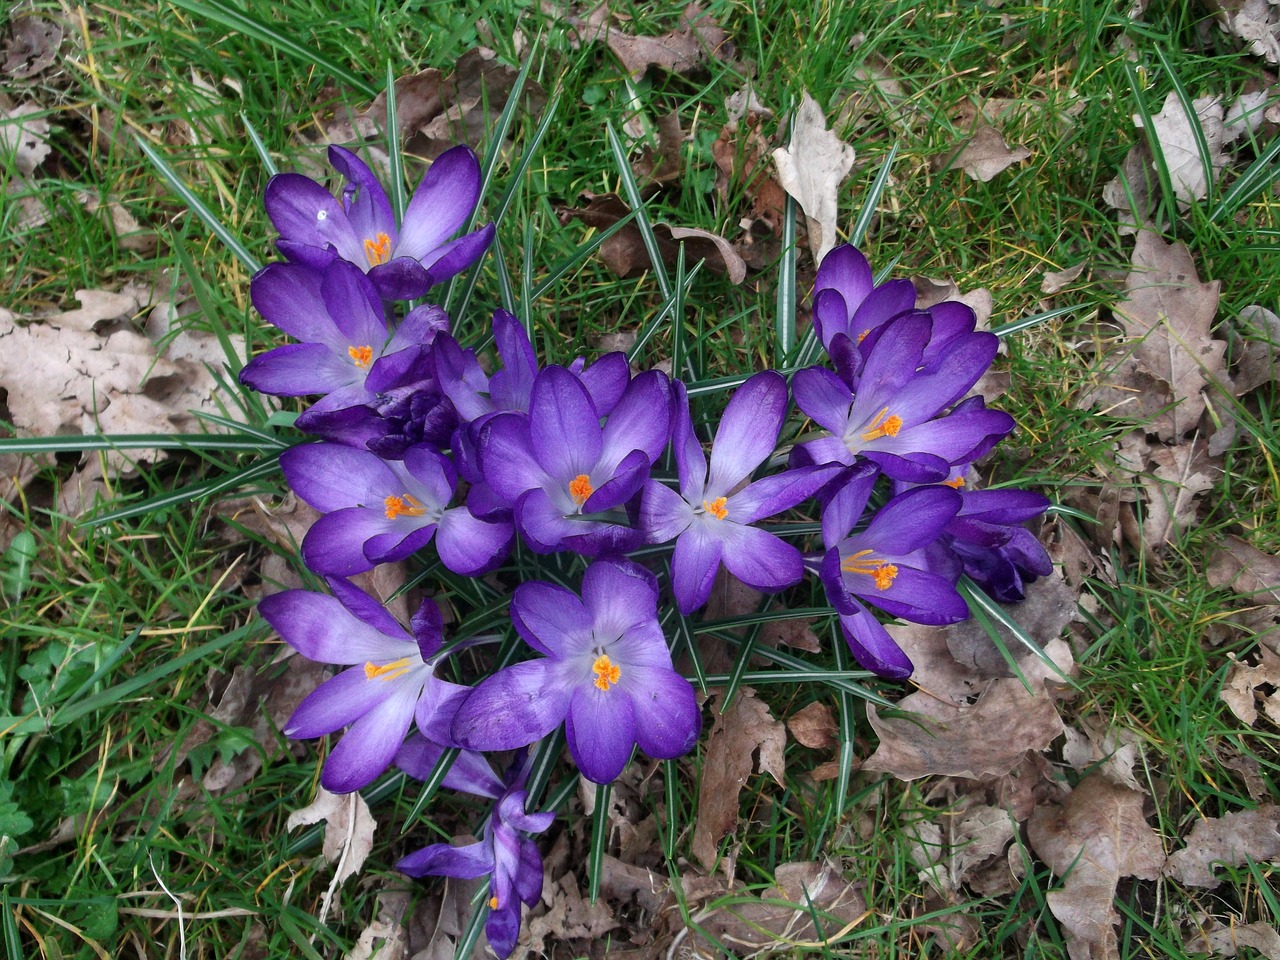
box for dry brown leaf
[1136,92,1227,203]
[1230,304,1280,394]
[1027,774,1164,960]
[950,121,1031,182]
[286,787,377,888]
[1060,716,1145,793]
[597,3,733,78]
[1111,432,1218,550]
[1207,535,1280,604]
[344,887,411,960]
[948,805,1018,891]
[1220,648,1280,726]
[1165,805,1280,888]
[1041,262,1086,295]
[691,687,786,870]
[771,92,857,263]
[1,102,51,175]
[525,872,619,954]
[2,16,63,79]
[688,861,867,956]
[943,570,1079,678]
[1186,918,1280,959]
[630,110,684,186]
[786,701,837,749]
[1211,0,1280,64]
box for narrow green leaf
[662,758,679,861]
[81,454,282,527]
[606,122,671,298]
[1210,135,1280,223]
[1124,62,1178,230]
[171,229,249,379]
[454,887,490,960]
[529,210,638,302]
[589,781,611,904]
[774,193,798,364]
[1154,47,1216,205]
[957,576,1073,685]
[723,598,770,711]
[831,627,856,822]
[384,61,407,223]
[400,748,460,835]
[241,113,277,176]
[990,302,1085,338]
[0,433,278,455]
[1,889,22,960]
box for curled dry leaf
[630,110,684,186]
[786,701,837,749]
[1210,0,1280,65]
[1207,535,1280,604]
[344,887,411,960]
[1041,262,1086,295]
[1165,805,1280,889]
[1103,142,1157,233]
[1186,919,1280,960]
[1220,647,1280,727]
[2,16,63,79]
[1,102,51,175]
[1135,92,1227,204]
[691,687,786,870]
[1061,716,1145,793]
[771,91,857,263]
[1027,774,1165,960]
[948,121,1031,182]
[1230,304,1280,395]
[593,2,734,78]
[286,786,377,888]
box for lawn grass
[3,0,1279,956]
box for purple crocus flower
[792,313,1014,483]
[281,441,513,577]
[812,243,917,354]
[477,366,672,556]
[396,738,553,959]
[451,558,700,784]
[641,372,839,614]
[264,144,495,300]
[240,260,447,435]
[259,579,470,792]
[817,465,969,677]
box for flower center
[348,345,374,369]
[364,657,412,681]
[592,654,621,691]
[702,496,729,520]
[943,475,966,489]
[857,328,871,343]
[859,407,903,443]
[364,231,392,267]
[489,895,499,909]
[569,474,594,507]
[841,549,899,591]
[384,493,427,520]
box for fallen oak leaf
[287,786,378,923]
[1135,91,1227,204]
[786,701,837,749]
[771,91,856,263]
[596,2,734,78]
[1165,805,1280,889]
[1219,647,1280,727]
[946,121,1031,182]
[1207,535,1280,604]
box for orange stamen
[488,895,499,909]
[592,654,621,691]
[348,345,374,369]
[364,657,412,681]
[841,549,899,591]
[384,493,427,520]
[703,496,728,520]
[569,474,594,507]
[363,231,392,267]
[859,407,903,442]
[943,475,966,489]
[856,328,872,343]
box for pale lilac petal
[671,523,724,615]
[264,173,362,263]
[894,409,1015,466]
[794,435,855,470]
[397,839,494,879]
[839,604,913,678]
[260,591,409,664]
[866,566,968,625]
[792,366,853,435]
[396,144,482,258]
[640,480,693,545]
[566,684,636,783]
[670,381,707,504]
[728,464,840,524]
[401,446,457,507]
[509,580,591,658]
[394,735,503,798]
[514,488,586,554]
[322,677,420,792]
[388,303,449,353]
[624,665,700,759]
[599,370,672,472]
[327,145,395,244]
[716,522,804,592]
[451,660,571,751]
[281,442,399,513]
[529,366,602,481]
[581,558,659,640]
[435,506,513,576]
[706,371,785,495]
[579,352,630,417]
[240,342,354,396]
[285,664,401,737]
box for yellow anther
[592,654,621,691]
[569,474,594,507]
[384,493,427,520]
[364,231,392,266]
[488,895,499,909]
[348,344,374,369]
[943,475,966,489]
[856,328,872,343]
[859,407,903,442]
[703,496,729,520]
[364,657,412,681]
[841,549,899,591]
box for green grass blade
[1210,135,1280,223]
[990,302,1085,338]
[830,627,856,825]
[957,576,1073,685]
[774,193,798,365]
[589,780,610,904]
[135,135,261,272]
[0,890,21,960]
[662,758,679,861]
[1124,62,1178,230]
[171,228,252,383]
[1154,46,1216,205]
[81,453,282,527]
[606,122,672,299]
[529,210,638,302]
[167,0,377,98]
[0,433,280,455]
[454,887,490,960]
[400,747,459,835]
[851,142,898,246]
[384,61,407,223]
[241,113,277,177]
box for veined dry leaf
[1,102,51,175]
[1027,774,1165,960]
[949,121,1031,182]
[2,16,63,79]
[525,872,619,954]
[1061,716,1145,793]
[786,701,837,749]
[1136,92,1227,203]
[1220,647,1280,727]
[286,787,377,888]
[1041,262,1086,295]
[597,3,733,78]
[1207,535,1280,604]
[771,92,857,263]
[691,687,786,870]
[1112,432,1217,550]
[1231,304,1280,394]
[630,110,684,186]
[344,887,411,960]
[1211,0,1280,65]
[1103,143,1157,233]
[1165,805,1280,888]
[1186,919,1280,959]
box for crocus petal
[848,279,916,338]
[581,557,659,641]
[281,442,400,513]
[839,604,914,678]
[418,223,495,286]
[717,522,804,593]
[896,410,1016,466]
[394,735,504,798]
[363,521,438,567]
[259,590,409,663]
[859,486,962,555]
[706,371,786,495]
[397,838,495,880]
[249,263,333,344]
[396,144,482,258]
[669,381,707,504]
[285,664,406,738]
[640,479,693,545]
[582,448,651,512]
[321,259,388,347]
[624,665,700,760]
[578,351,630,417]
[815,243,872,313]
[435,506,514,576]
[598,370,672,472]
[451,660,571,751]
[263,173,362,263]
[390,303,450,352]
[327,575,412,638]
[489,309,537,411]
[327,145,396,246]
[957,488,1050,524]
[812,287,849,348]
[865,565,969,625]
[509,581,592,658]
[478,413,545,503]
[854,312,930,400]
[728,464,840,525]
[791,366,853,435]
[239,342,354,396]
[819,463,879,548]
[671,523,724,615]
[302,509,395,576]
[514,488,589,554]
[367,258,432,301]
[529,366,602,482]
[861,449,951,484]
[566,684,637,784]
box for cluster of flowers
[242,142,1052,956]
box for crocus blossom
[641,372,839,613]
[451,558,700,783]
[396,740,553,959]
[259,578,470,792]
[281,441,512,577]
[812,243,917,354]
[264,144,494,300]
[817,465,968,677]
[477,366,672,556]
